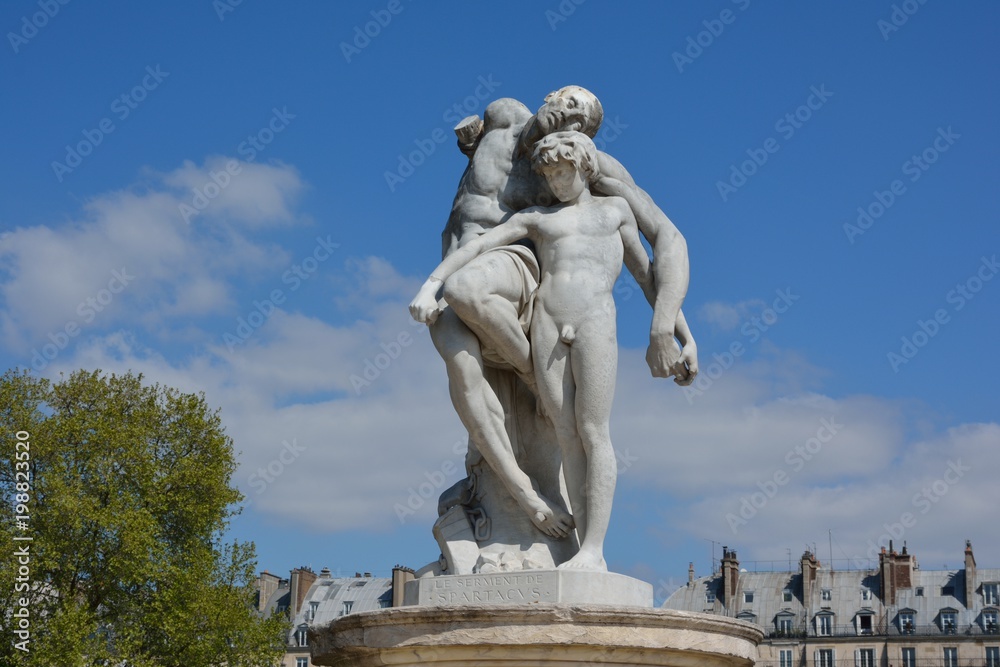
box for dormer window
[309,601,319,621]
[743,591,754,604]
[915,587,924,596]
[816,612,834,636]
[985,583,1000,606]
[342,600,354,615]
[783,588,792,603]
[295,625,308,647]
[775,612,795,636]
[983,609,999,634]
[706,590,716,604]
[856,610,874,635]
[940,610,957,634]
[861,588,872,601]
[899,610,916,634]
[821,588,832,602]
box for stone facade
[664,542,1000,667]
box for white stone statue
[409,86,697,575]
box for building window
[915,587,924,596]
[899,611,915,634]
[857,648,875,667]
[984,610,999,633]
[986,583,1000,606]
[987,646,1000,667]
[295,626,308,647]
[309,600,319,621]
[777,617,793,635]
[342,600,354,615]
[941,611,957,633]
[861,588,872,601]
[779,649,793,667]
[379,598,391,609]
[821,588,832,602]
[943,647,958,667]
[857,614,873,635]
[743,591,754,604]
[817,615,833,636]
[901,647,916,667]
[783,588,793,603]
[816,648,834,667]
[706,590,716,604]
[296,659,308,667]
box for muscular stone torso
[445,99,551,253]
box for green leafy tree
[0,369,287,666]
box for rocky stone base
[310,605,762,667]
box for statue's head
[536,86,603,138]
[532,131,600,179]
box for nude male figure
[414,132,652,570]
[424,86,697,541]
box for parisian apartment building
[256,565,414,667]
[664,541,999,667]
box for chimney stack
[801,550,819,610]
[879,542,916,605]
[392,565,415,607]
[688,562,695,585]
[721,547,740,610]
[289,567,317,619]
[965,540,977,608]
[256,570,281,613]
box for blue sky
[2,1,997,595]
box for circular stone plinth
[310,604,763,667]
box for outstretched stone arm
[592,159,695,382]
[411,213,535,324]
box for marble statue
[409,86,697,576]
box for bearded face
[536,88,598,137]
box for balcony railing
[766,623,1000,639]
[756,661,996,667]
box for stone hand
[409,279,443,325]
[646,333,682,379]
[671,341,699,386]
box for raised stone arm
[591,162,697,384]
[454,115,485,159]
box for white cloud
[160,156,305,226]
[698,298,767,331]
[0,160,301,354]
